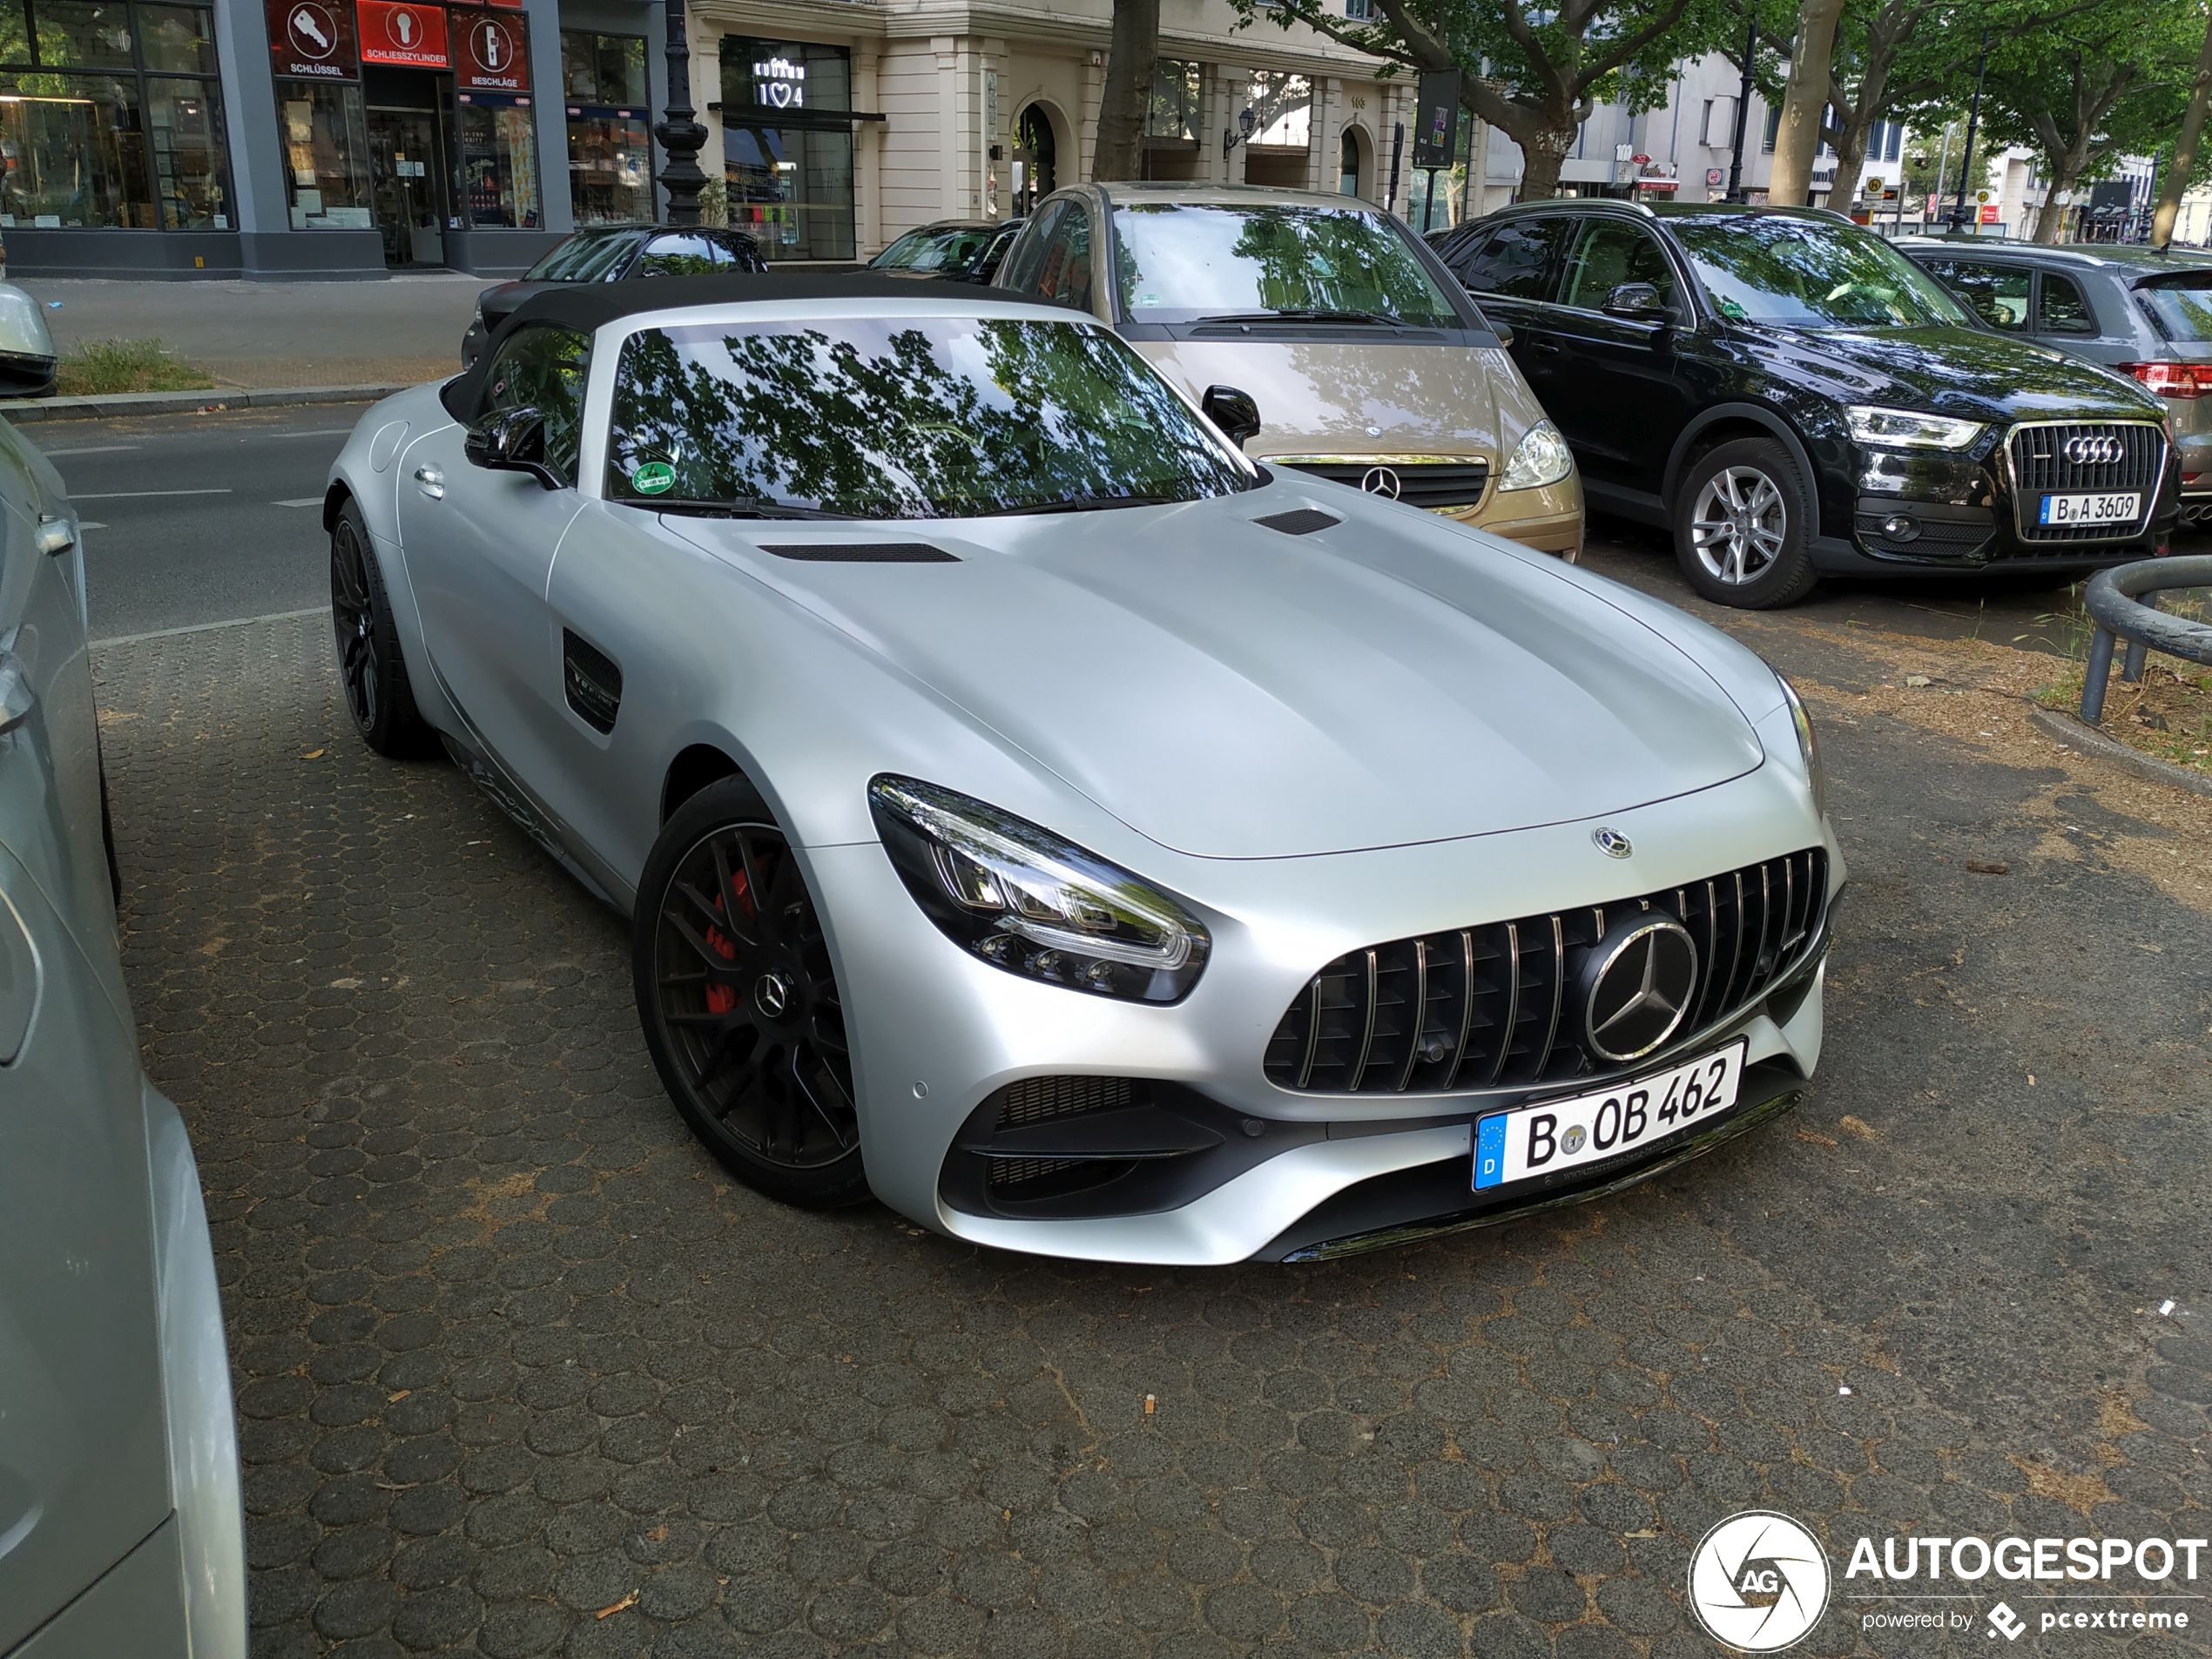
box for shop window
[280,78,372,229]
[458,93,540,228]
[34,0,132,69]
[146,73,222,226]
[1145,59,1200,142]
[0,71,153,226]
[0,0,227,232]
[719,37,856,262]
[563,30,650,225]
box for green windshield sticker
[631,461,676,496]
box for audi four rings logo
[1359,466,1402,499]
[2063,435,2125,465]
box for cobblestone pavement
[97,610,2209,1659]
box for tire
[1671,436,1821,609]
[633,775,866,1208]
[329,498,431,756]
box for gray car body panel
[0,419,245,1658]
[331,293,1839,1262]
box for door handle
[414,465,445,501]
[1529,338,1563,354]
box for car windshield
[1112,202,1461,326]
[2138,275,2212,341]
[605,315,1251,517]
[873,227,994,273]
[526,232,640,282]
[1672,216,1973,330]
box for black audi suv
[1430,201,2177,606]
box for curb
[2027,704,2212,800]
[0,383,412,423]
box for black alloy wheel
[635,776,865,1207]
[329,500,429,755]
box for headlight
[868,776,1210,1002]
[1499,419,1575,490]
[1845,405,1982,450]
[1777,673,1825,817]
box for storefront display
[561,28,647,225]
[456,91,536,226]
[718,36,854,262]
[280,77,372,227]
[0,0,228,231]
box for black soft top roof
[443,270,1062,417]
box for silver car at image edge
[325,273,1844,1265]
[0,419,246,1656]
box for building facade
[0,0,1410,280]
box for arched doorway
[1014,104,1060,215]
[1339,126,1373,200]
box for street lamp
[1223,105,1256,158]
[654,0,709,227]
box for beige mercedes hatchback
[994,181,1581,555]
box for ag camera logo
[1689,1510,1831,1651]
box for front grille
[1263,848,1828,1096]
[993,1075,1132,1130]
[1282,458,1491,510]
[2005,422,2165,543]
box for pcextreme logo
[1688,1511,1831,1651]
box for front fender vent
[758,542,958,563]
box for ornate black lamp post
[654,0,709,227]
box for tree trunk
[1770,0,1850,204]
[1513,115,1576,200]
[2152,7,2212,248]
[1829,116,1871,208]
[1093,0,1159,183]
[2034,148,2093,243]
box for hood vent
[1254,508,1340,536]
[759,542,959,563]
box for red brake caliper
[704,867,751,1014]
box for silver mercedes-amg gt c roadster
[325,273,1843,1264]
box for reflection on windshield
[1114,203,1459,326]
[873,229,992,272]
[606,317,1251,517]
[1673,218,1972,330]
[527,233,637,282]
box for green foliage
[56,338,216,396]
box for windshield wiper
[1200,307,1416,328]
[632,496,866,521]
[970,492,1189,516]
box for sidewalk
[19,272,484,389]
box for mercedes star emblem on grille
[1592,826,1633,859]
[2062,435,2125,465]
[1359,466,1402,499]
[1581,916,1700,1063]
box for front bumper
[1460,475,1584,557]
[805,765,1838,1265]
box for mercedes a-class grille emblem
[1359,465,1402,499]
[1592,826,1633,859]
[2062,435,2125,465]
[1581,917,1699,1063]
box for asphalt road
[34,402,2147,654]
[30,403,377,642]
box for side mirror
[0,284,58,397]
[1602,281,1668,320]
[464,406,561,489]
[1200,384,1262,448]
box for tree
[1972,1,2200,242]
[1768,0,1848,203]
[1095,0,1161,182]
[1231,0,1734,200]
[2150,3,2212,248]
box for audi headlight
[868,776,1210,1002]
[1777,673,1825,817]
[1500,419,1575,490]
[1846,405,1983,450]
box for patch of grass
[2037,644,2212,776]
[55,336,217,396]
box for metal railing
[2079,556,2212,725]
